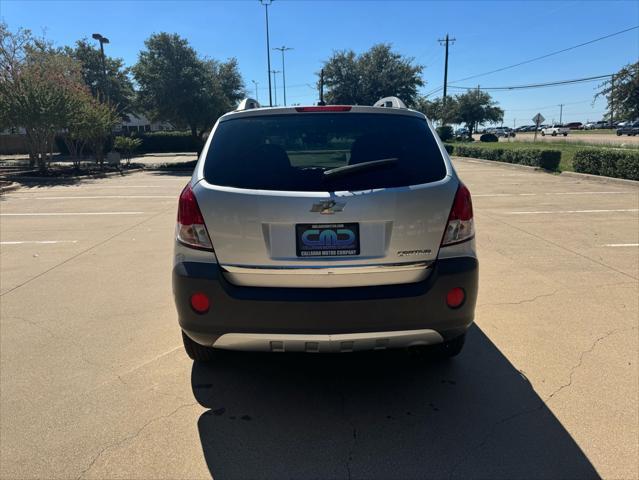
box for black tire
[435,333,466,357]
[563,133,568,137]
[552,132,557,136]
[408,333,466,359]
[182,331,220,362]
[541,131,545,136]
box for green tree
[413,95,458,124]
[132,33,244,139]
[62,94,119,168]
[64,39,135,117]
[452,90,503,136]
[0,24,86,171]
[596,62,639,122]
[320,44,424,106]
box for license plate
[296,223,360,257]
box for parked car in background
[455,127,469,137]
[565,122,583,130]
[524,125,538,132]
[541,124,569,136]
[616,121,639,136]
[492,127,515,138]
[514,125,531,132]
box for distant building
[115,113,174,134]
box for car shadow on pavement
[191,325,598,480]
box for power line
[448,73,612,91]
[449,25,637,83]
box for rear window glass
[203,113,446,192]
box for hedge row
[572,148,639,181]
[55,131,203,155]
[447,144,562,171]
[132,131,203,153]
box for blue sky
[2,0,638,125]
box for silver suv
[173,98,478,361]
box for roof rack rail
[236,98,261,111]
[373,96,407,109]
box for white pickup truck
[541,124,569,137]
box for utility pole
[438,33,456,111]
[271,70,281,106]
[91,33,110,101]
[251,80,259,102]
[610,74,614,127]
[559,104,564,124]
[273,46,293,106]
[318,69,326,106]
[259,0,273,106]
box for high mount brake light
[295,106,352,112]
[177,183,213,251]
[441,183,474,246]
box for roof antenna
[318,69,326,106]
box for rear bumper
[173,256,478,350]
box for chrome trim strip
[213,329,444,352]
[220,261,432,276]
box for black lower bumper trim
[173,257,478,345]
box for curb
[559,170,639,187]
[7,168,144,183]
[454,156,638,186]
[0,182,21,194]
[453,156,545,173]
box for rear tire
[435,333,466,357]
[408,333,466,359]
[182,331,220,362]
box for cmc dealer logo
[301,228,355,247]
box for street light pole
[259,0,273,107]
[251,80,259,102]
[92,33,110,101]
[271,70,281,106]
[273,46,293,106]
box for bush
[134,131,203,153]
[454,145,561,171]
[436,125,454,142]
[455,145,504,161]
[113,136,143,164]
[480,133,498,142]
[573,148,639,180]
[444,144,454,155]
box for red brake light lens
[446,288,465,308]
[177,183,213,251]
[190,292,210,313]
[441,183,475,246]
[295,106,352,112]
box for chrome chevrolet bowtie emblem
[311,200,345,215]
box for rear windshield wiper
[323,158,399,180]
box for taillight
[177,183,213,251]
[295,106,352,112]
[441,183,474,246]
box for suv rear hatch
[194,108,458,287]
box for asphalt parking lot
[1,159,637,479]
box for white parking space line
[603,243,639,247]
[1,212,145,216]
[1,240,78,245]
[14,195,175,200]
[474,191,632,197]
[506,209,639,215]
